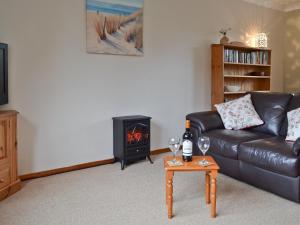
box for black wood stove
[112,115,152,170]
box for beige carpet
[1,153,300,225]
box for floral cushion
[215,94,264,130]
[286,107,300,141]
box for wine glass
[168,137,181,163]
[198,136,210,166]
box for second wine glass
[198,136,210,166]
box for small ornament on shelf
[219,28,231,44]
[255,33,268,48]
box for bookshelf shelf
[211,44,271,108]
[224,91,246,94]
[224,90,270,95]
[224,62,271,67]
[222,44,271,51]
[224,75,270,79]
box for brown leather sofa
[187,92,300,202]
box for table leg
[210,171,217,218]
[167,171,174,219]
[165,172,168,205]
[205,171,211,204]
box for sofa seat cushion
[204,129,272,160]
[239,137,299,177]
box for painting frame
[86,0,144,56]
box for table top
[164,156,220,171]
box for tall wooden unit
[211,44,271,108]
[0,111,21,201]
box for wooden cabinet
[0,111,21,201]
[211,44,271,108]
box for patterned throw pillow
[286,107,300,141]
[215,94,264,130]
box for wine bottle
[182,120,193,162]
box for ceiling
[243,0,300,11]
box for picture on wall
[86,0,144,56]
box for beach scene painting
[86,0,144,56]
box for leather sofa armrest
[292,138,300,156]
[186,111,224,133]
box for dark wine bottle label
[183,140,192,156]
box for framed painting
[86,0,144,56]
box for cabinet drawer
[0,167,10,190]
[126,147,149,157]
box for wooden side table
[164,156,220,219]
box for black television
[0,43,8,105]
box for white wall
[0,0,285,174]
[284,9,300,92]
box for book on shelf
[224,49,269,65]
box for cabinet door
[0,118,10,166]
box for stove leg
[121,160,125,170]
[147,155,153,164]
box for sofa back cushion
[286,107,300,141]
[215,94,264,130]
[250,92,292,136]
[280,94,300,136]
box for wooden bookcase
[211,44,271,108]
